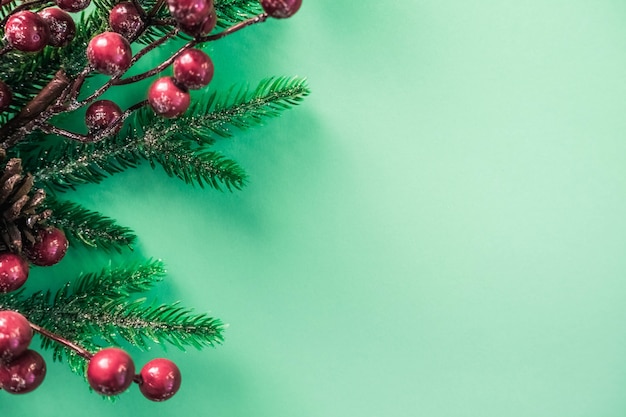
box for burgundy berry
[109,2,143,39]
[85,100,123,133]
[148,77,190,118]
[0,349,46,394]
[178,8,216,37]
[38,8,76,47]
[0,81,12,112]
[138,358,182,401]
[173,49,214,90]
[87,348,135,395]
[0,253,29,293]
[25,228,68,267]
[0,311,32,362]
[87,31,132,76]
[54,0,90,13]
[4,11,50,53]
[260,0,302,18]
[167,0,212,27]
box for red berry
[54,0,90,13]
[109,2,143,39]
[178,8,216,37]
[4,11,50,52]
[87,348,135,396]
[260,0,302,18]
[38,8,76,47]
[173,49,214,90]
[0,81,12,112]
[0,311,32,362]
[25,228,68,267]
[138,358,182,401]
[87,32,132,76]
[0,253,29,293]
[85,100,123,133]
[167,0,212,27]
[0,349,46,394]
[147,77,190,118]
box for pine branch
[18,77,308,191]
[214,0,263,28]
[0,260,223,376]
[44,196,137,251]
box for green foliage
[0,260,224,375]
[44,196,137,251]
[17,77,308,192]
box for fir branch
[0,260,223,376]
[43,196,137,251]
[214,0,263,27]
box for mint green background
[8,1,626,416]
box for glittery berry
[173,49,214,90]
[260,0,302,18]
[0,311,32,362]
[87,31,132,76]
[38,8,76,47]
[0,253,29,293]
[85,100,123,133]
[138,358,182,401]
[87,348,135,396]
[178,8,216,37]
[4,11,50,52]
[0,81,12,112]
[147,77,190,118]
[168,0,213,27]
[54,0,90,13]
[0,349,46,394]
[24,228,68,267]
[109,2,143,39]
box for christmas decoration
[0,0,308,402]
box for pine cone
[0,155,51,253]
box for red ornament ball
[260,0,302,18]
[87,348,135,396]
[109,2,143,39]
[0,81,12,112]
[173,48,214,90]
[0,311,32,362]
[167,0,213,27]
[25,228,68,267]
[0,349,46,394]
[4,11,50,52]
[0,253,29,293]
[87,31,132,76]
[54,0,90,13]
[138,358,182,401]
[85,100,123,133]
[147,77,190,118]
[38,8,76,47]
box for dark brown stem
[74,29,178,107]
[0,70,70,148]
[147,0,166,18]
[41,99,148,142]
[30,322,93,361]
[115,13,269,86]
[0,44,13,58]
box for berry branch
[0,0,306,403]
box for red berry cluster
[0,1,84,113]
[0,311,45,394]
[0,227,68,294]
[0,310,181,400]
[87,348,182,401]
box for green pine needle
[0,260,223,377]
[44,196,137,251]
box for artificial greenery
[0,0,308,389]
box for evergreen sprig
[44,196,137,251]
[17,77,308,192]
[0,260,224,375]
